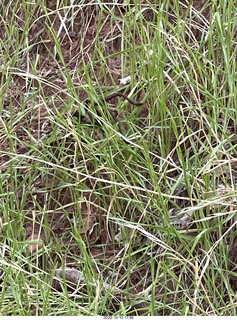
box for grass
[0,0,237,316]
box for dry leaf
[27,233,43,254]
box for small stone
[119,75,131,85]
